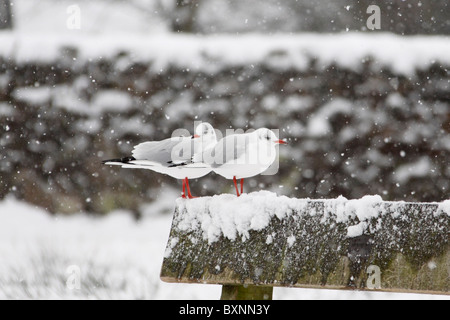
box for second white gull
[197,128,287,196]
[103,122,217,199]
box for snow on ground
[0,196,447,300]
[0,195,219,300]
[11,0,169,34]
[1,32,449,77]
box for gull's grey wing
[208,134,248,168]
[132,136,196,166]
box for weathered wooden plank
[220,285,273,300]
[160,192,449,295]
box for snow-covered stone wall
[1,33,449,214]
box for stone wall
[1,39,449,215]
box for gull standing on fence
[197,128,287,196]
[103,122,217,199]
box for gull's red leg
[185,178,198,199]
[182,179,187,199]
[233,176,240,197]
[240,178,244,195]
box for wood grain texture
[161,195,449,295]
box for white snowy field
[1,32,449,77]
[0,195,448,300]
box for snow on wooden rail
[161,192,449,295]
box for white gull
[103,122,217,199]
[197,128,287,196]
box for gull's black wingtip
[168,162,188,168]
[102,156,136,165]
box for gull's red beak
[192,134,200,139]
[276,139,287,145]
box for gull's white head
[193,122,217,149]
[255,128,287,145]
[195,122,215,137]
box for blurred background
[0,0,449,299]
[1,0,449,216]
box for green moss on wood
[221,285,273,300]
[161,200,449,294]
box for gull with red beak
[198,128,287,196]
[102,122,217,199]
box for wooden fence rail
[161,192,449,299]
